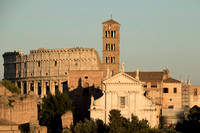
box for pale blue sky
[0,0,200,85]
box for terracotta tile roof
[125,71,164,82]
[102,19,120,25]
[163,77,181,83]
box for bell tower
[102,19,120,78]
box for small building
[125,67,183,125]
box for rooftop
[125,71,164,82]
[102,19,120,25]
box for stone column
[41,80,44,98]
[27,81,30,94]
[58,80,63,93]
[43,81,47,96]
[20,81,23,94]
[50,81,55,95]
[33,81,36,95]
[59,53,61,75]
[133,91,136,114]
[35,81,38,96]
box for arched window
[111,57,115,63]
[112,57,115,63]
[108,31,110,37]
[111,44,115,51]
[106,44,110,51]
[194,88,198,96]
[105,31,107,37]
[108,24,111,30]
[111,31,113,37]
[38,61,40,67]
[106,57,110,63]
[113,31,116,38]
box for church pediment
[103,72,144,85]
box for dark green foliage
[20,97,24,101]
[74,119,98,133]
[95,119,108,133]
[0,80,21,94]
[108,109,126,133]
[73,109,183,133]
[187,105,200,121]
[108,110,149,133]
[73,109,152,133]
[8,99,15,107]
[176,105,200,133]
[39,89,73,133]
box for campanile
[102,19,120,78]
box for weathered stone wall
[68,70,103,91]
[145,81,162,104]
[162,108,184,125]
[0,93,37,125]
[0,84,12,96]
[67,70,103,123]
[61,111,73,129]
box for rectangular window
[151,83,157,88]
[120,96,125,108]
[38,61,40,67]
[194,88,198,96]
[174,88,177,93]
[55,61,57,66]
[163,88,168,93]
[168,105,174,109]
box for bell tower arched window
[106,57,110,63]
[106,44,110,51]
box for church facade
[90,66,158,127]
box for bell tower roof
[102,19,120,25]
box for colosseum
[3,47,104,98]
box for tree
[176,105,200,133]
[0,80,21,94]
[74,119,98,133]
[108,109,126,133]
[39,89,73,133]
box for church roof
[163,77,181,83]
[125,71,164,82]
[102,19,120,25]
